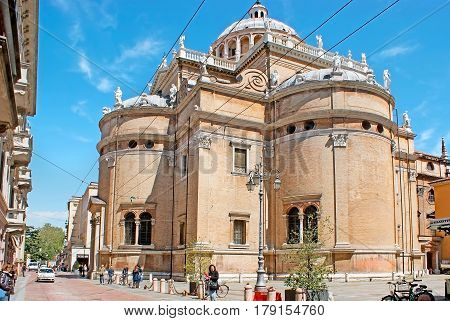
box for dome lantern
[249,1,268,19]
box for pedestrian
[208,264,219,301]
[121,266,129,285]
[78,264,83,277]
[132,265,140,288]
[99,264,106,285]
[83,264,87,277]
[137,264,143,288]
[0,264,14,301]
[107,266,114,284]
[21,264,26,277]
[10,265,17,287]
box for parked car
[28,262,39,272]
[37,268,55,282]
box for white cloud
[27,210,67,228]
[115,38,162,63]
[70,100,93,123]
[379,45,418,58]
[50,0,70,12]
[416,128,435,145]
[78,56,92,79]
[69,22,84,46]
[96,77,113,93]
[72,135,92,144]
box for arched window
[303,205,318,243]
[287,207,300,244]
[124,213,136,245]
[138,212,152,245]
[428,189,435,203]
[260,12,264,18]
[255,12,259,18]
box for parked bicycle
[381,279,434,301]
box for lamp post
[246,160,281,292]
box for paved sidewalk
[10,273,29,301]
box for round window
[128,140,138,149]
[287,125,296,134]
[304,120,315,131]
[426,162,434,171]
[145,140,155,149]
[377,124,384,133]
[362,120,371,130]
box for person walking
[78,264,83,277]
[208,264,219,301]
[121,266,129,285]
[107,266,114,284]
[21,264,26,277]
[0,264,14,301]
[83,264,88,278]
[99,265,106,285]
[132,265,140,288]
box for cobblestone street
[10,272,448,301]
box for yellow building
[429,178,450,271]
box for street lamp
[246,161,281,292]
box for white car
[37,268,55,282]
[28,262,39,271]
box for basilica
[65,2,449,279]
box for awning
[428,217,450,235]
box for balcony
[12,129,32,165]
[6,209,26,226]
[16,166,32,190]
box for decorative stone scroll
[229,69,268,93]
[330,133,348,148]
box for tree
[25,226,41,261]
[284,217,333,300]
[37,224,65,261]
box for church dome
[277,68,382,91]
[216,1,297,41]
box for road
[10,271,448,301]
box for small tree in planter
[185,240,213,295]
[284,216,333,301]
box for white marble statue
[102,106,111,115]
[209,46,213,55]
[332,54,342,73]
[316,34,323,49]
[161,57,167,68]
[361,52,367,65]
[169,84,177,105]
[270,69,279,87]
[366,69,375,84]
[294,73,305,85]
[179,35,185,48]
[347,50,352,60]
[402,111,411,129]
[147,82,153,93]
[172,49,177,58]
[264,19,271,31]
[200,57,208,75]
[383,69,391,91]
[114,86,123,105]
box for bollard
[152,278,159,292]
[295,288,307,301]
[344,273,349,282]
[197,280,205,300]
[244,283,253,301]
[148,273,153,282]
[160,279,167,294]
[239,273,242,283]
[115,273,120,284]
[328,291,335,301]
[268,287,277,301]
[168,279,175,295]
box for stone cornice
[99,106,175,128]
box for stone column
[224,41,229,59]
[134,220,140,245]
[250,34,254,48]
[235,36,241,62]
[100,207,106,249]
[299,214,304,243]
[119,221,125,245]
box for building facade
[65,183,99,271]
[0,0,38,269]
[63,2,449,278]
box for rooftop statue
[169,84,178,106]
[402,111,411,130]
[361,52,367,65]
[114,86,123,106]
[102,106,111,115]
[383,69,391,91]
[264,19,271,31]
[179,35,185,48]
[270,69,279,87]
[332,54,342,73]
[316,34,323,49]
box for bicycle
[381,279,434,301]
[195,279,229,299]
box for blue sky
[28,0,450,227]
